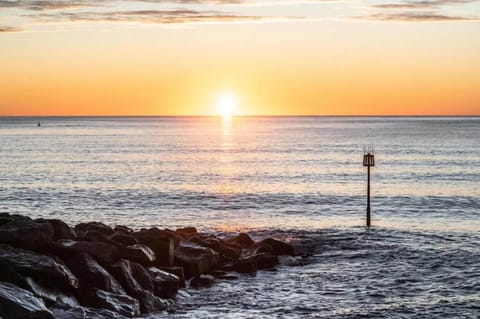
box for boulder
[175,227,197,240]
[74,222,114,237]
[109,260,153,296]
[52,240,119,264]
[136,290,172,314]
[109,260,172,314]
[119,244,156,266]
[190,274,215,288]
[86,289,140,317]
[110,232,138,246]
[158,266,185,288]
[234,253,279,273]
[114,225,133,234]
[148,267,180,299]
[224,233,255,249]
[0,244,79,290]
[259,238,295,256]
[174,241,219,278]
[24,277,79,308]
[35,219,76,241]
[132,229,174,266]
[0,282,53,319]
[63,253,125,295]
[51,305,125,319]
[0,214,53,252]
[191,235,241,260]
[80,230,119,247]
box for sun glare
[217,92,237,118]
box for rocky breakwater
[0,213,297,318]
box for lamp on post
[363,146,375,227]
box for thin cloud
[372,0,478,9]
[0,25,20,31]
[359,11,478,21]
[29,9,301,24]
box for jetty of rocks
[0,213,296,318]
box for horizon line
[1,114,479,118]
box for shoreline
[0,213,300,318]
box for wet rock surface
[0,213,296,318]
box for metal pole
[367,165,371,227]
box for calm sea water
[1,116,479,317]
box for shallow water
[1,116,479,317]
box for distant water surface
[1,116,479,318]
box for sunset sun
[216,91,237,118]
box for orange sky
[0,1,479,116]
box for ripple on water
[159,228,480,318]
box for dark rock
[0,282,53,319]
[119,244,156,266]
[63,253,125,295]
[148,267,180,299]
[158,266,185,288]
[110,260,153,296]
[114,225,132,234]
[136,290,172,314]
[51,305,125,319]
[74,222,114,237]
[259,238,295,256]
[80,230,119,247]
[0,259,25,286]
[110,232,138,246]
[190,274,215,288]
[24,277,79,308]
[175,227,197,240]
[52,240,119,264]
[0,214,53,252]
[235,253,279,273]
[35,219,76,241]
[224,233,255,249]
[243,241,274,256]
[174,241,219,278]
[132,228,174,266]
[0,244,79,290]
[87,289,140,317]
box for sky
[0,0,479,116]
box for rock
[0,259,25,286]
[63,253,125,295]
[190,275,215,288]
[148,267,180,299]
[119,244,156,266]
[51,305,125,319]
[35,219,76,241]
[158,266,185,288]
[175,227,197,240]
[235,253,279,273]
[52,240,119,264]
[0,244,79,290]
[174,241,219,278]
[136,290,172,314]
[110,260,153,296]
[133,228,175,266]
[0,214,53,252]
[114,225,133,234]
[80,230,119,247]
[191,235,241,261]
[224,233,255,249]
[110,232,138,246]
[24,277,79,308]
[243,241,274,256]
[259,238,295,256]
[74,222,114,237]
[87,289,140,317]
[0,282,53,319]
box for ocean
[1,116,479,317]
